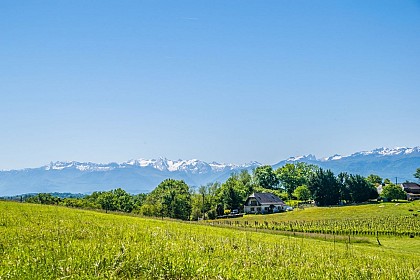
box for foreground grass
[1,201,420,279]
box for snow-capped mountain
[0,158,261,196]
[273,146,420,182]
[43,158,257,174]
[321,147,420,160]
[1,147,419,196]
[280,147,420,163]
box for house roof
[401,183,420,194]
[402,183,420,188]
[248,192,285,205]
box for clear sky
[1,1,419,170]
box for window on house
[250,207,254,211]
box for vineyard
[210,215,420,237]
[1,201,420,279]
[208,201,420,238]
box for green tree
[292,185,311,201]
[414,168,420,182]
[217,176,243,210]
[112,188,134,212]
[366,174,383,186]
[308,169,340,206]
[276,163,316,197]
[26,193,61,205]
[383,178,392,185]
[253,165,279,189]
[347,174,378,203]
[97,192,115,213]
[238,169,257,194]
[141,179,192,220]
[94,188,135,213]
[190,193,204,221]
[190,184,217,220]
[198,185,207,218]
[213,171,257,214]
[337,172,351,202]
[381,184,406,201]
[132,193,147,212]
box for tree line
[22,164,419,220]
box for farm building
[244,192,290,214]
[401,183,420,201]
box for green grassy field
[1,201,420,279]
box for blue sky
[1,1,419,169]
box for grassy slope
[0,201,419,279]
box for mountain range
[1,147,419,196]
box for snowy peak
[124,158,261,173]
[286,154,317,162]
[125,157,170,171]
[341,146,420,159]
[316,147,420,162]
[45,161,116,171]
[168,159,211,173]
[124,158,213,173]
[283,147,420,164]
[241,161,263,168]
[321,154,343,161]
[43,158,261,174]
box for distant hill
[0,147,419,196]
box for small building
[244,192,289,214]
[401,183,420,201]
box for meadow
[1,201,420,279]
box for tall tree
[276,163,316,197]
[337,172,351,202]
[308,168,340,206]
[347,174,378,203]
[97,192,115,213]
[238,169,256,194]
[190,184,216,220]
[366,174,383,186]
[253,165,279,189]
[217,176,243,210]
[112,188,134,212]
[142,179,192,220]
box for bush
[207,209,217,220]
[381,184,406,202]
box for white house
[244,192,289,214]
